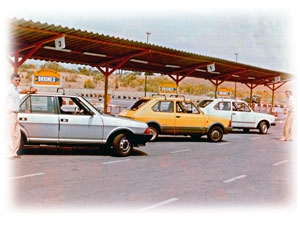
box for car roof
[25,92,80,98]
[206,98,246,103]
[147,96,193,102]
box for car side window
[58,97,92,115]
[176,101,200,114]
[19,96,56,114]
[214,101,231,111]
[233,102,251,112]
[152,101,174,113]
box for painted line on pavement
[170,149,192,154]
[10,172,44,180]
[250,137,260,140]
[101,159,131,165]
[137,198,178,212]
[223,175,247,183]
[273,160,288,166]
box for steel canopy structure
[9,18,294,113]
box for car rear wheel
[148,125,159,142]
[112,133,133,156]
[208,126,223,142]
[258,121,268,134]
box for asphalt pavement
[10,120,295,211]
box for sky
[2,1,297,74]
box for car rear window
[130,99,149,111]
[20,96,56,114]
[198,100,213,108]
[214,101,231,111]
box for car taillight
[144,127,151,134]
[229,120,232,127]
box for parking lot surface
[11,120,295,211]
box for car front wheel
[258,122,268,134]
[148,125,159,142]
[208,126,223,142]
[112,133,133,156]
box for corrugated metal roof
[9,17,294,85]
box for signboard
[217,88,231,97]
[33,69,61,87]
[273,76,281,82]
[207,63,215,72]
[55,37,65,50]
[159,83,177,94]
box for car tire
[112,133,133,157]
[243,128,250,133]
[17,134,25,155]
[207,126,223,142]
[148,125,159,142]
[258,121,268,134]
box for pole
[104,74,109,114]
[234,53,238,99]
[271,84,275,115]
[214,80,218,98]
[144,32,151,97]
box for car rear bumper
[133,133,152,147]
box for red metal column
[95,64,110,114]
[266,81,287,114]
[244,83,259,110]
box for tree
[84,79,95,89]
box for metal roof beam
[93,50,150,68]
[167,62,214,76]
[207,69,248,80]
[10,34,65,55]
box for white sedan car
[198,98,276,134]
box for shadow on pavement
[19,146,148,157]
[154,136,229,143]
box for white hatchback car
[198,98,276,134]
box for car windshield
[198,100,213,108]
[80,96,102,114]
[130,99,149,111]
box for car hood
[254,112,276,122]
[101,114,148,129]
[119,109,136,118]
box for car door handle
[19,117,27,121]
[176,115,181,118]
[232,113,236,115]
[61,119,69,122]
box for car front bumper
[133,133,152,147]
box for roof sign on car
[32,69,61,87]
[159,83,177,94]
[217,88,231,98]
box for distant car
[198,98,276,134]
[118,95,232,142]
[18,93,152,156]
[243,95,262,104]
